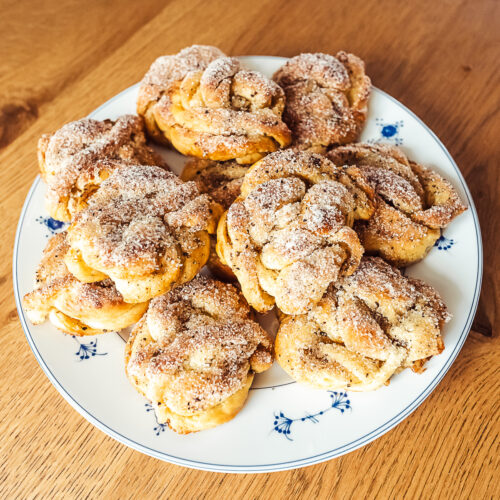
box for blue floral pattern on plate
[73,336,107,361]
[273,391,351,441]
[368,118,404,145]
[145,403,168,435]
[434,235,455,250]
[36,216,67,237]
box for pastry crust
[137,47,292,163]
[181,158,248,210]
[22,232,148,335]
[273,52,371,152]
[38,115,166,222]
[216,150,375,314]
[181,158,248,280]
[137,45,226,145]
[66,165,223,303]
[275,256,450,391]
[327,143,467,266]
[125,276,273,433]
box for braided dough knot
[327,143,467,266]
[65,165,223,303]
[217,150,374,314]
[125,277,273,433]
[168,57,291,163]
[273,51,371,151]
[275,257,450,391]
[138,47,291,163]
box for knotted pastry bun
[138,47,292,163]
[38,115,166,222]
[327,143,467,266]
[65,165,223,303]
[137,45,226,145]
[217,150,375,314]
[275,256,450,391]
[125,276,273,433]
[181,158,248,280]
[22,232,148,335]
[273,52,371,152]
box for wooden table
[0,0,498,497]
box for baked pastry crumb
[22,232,148,335]
[125,276,273,433]
[273,52,371,152]
[38,115,167,222]
[275,256,450,390]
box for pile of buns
[23,45,466,434]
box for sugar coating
[273,51,371,150]
[127,276,273,414]
[69,165,220,274]
[220,150,369,314]
[39,115,164,213]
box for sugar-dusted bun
[327,143,467,266]
[138,47,291,163]
[273,51,371,152]
[217,149,375,314]
[38,115,166,222]
[66,165,223,303]
[125,276,273,433]
[275,256,450,391]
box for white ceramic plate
[13,56,482,473]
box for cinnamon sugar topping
[127,276,273,414]
[218,150,368,314]
[69,165,220,273]
[39,115,165,220]
[273,52,371,151]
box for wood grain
[0,0,498,498]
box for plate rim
[12,57,483,472]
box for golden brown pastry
[273,52,371,152]
[125,276,273,433]
[65,165,223,303]
[181,158,248,279]
[137,45,226,145]
[38,115,166,222]
[217,150,375,314]
[181,158,248,208]
[137,46,292,163]
[327,143,467,266]
[275,256,450,391]
[22,232,148,335]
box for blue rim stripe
[12,77,482,472]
